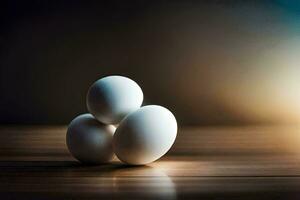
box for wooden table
[1,126,300,199]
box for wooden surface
[1,126,300,199]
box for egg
[66,113,116,164]
[113,105,177,165]
[86,75,143,124]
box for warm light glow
[218,38,300,124]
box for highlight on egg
[113,105,177,165]
[86,75,144,124]
[66,113,116,164]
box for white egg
[113,105,177,165]
[66,113,116,164]
[86,75,143,124]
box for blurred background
[1,0,300,126]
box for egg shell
[66,113,115,164]
[86,75,143,124]
[113,105,177,165]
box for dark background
[1,0,300,125]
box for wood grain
[1,126,300,199]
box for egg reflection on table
[66,113,116,164]
[113,105,177,165]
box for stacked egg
[66,76,177,165]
